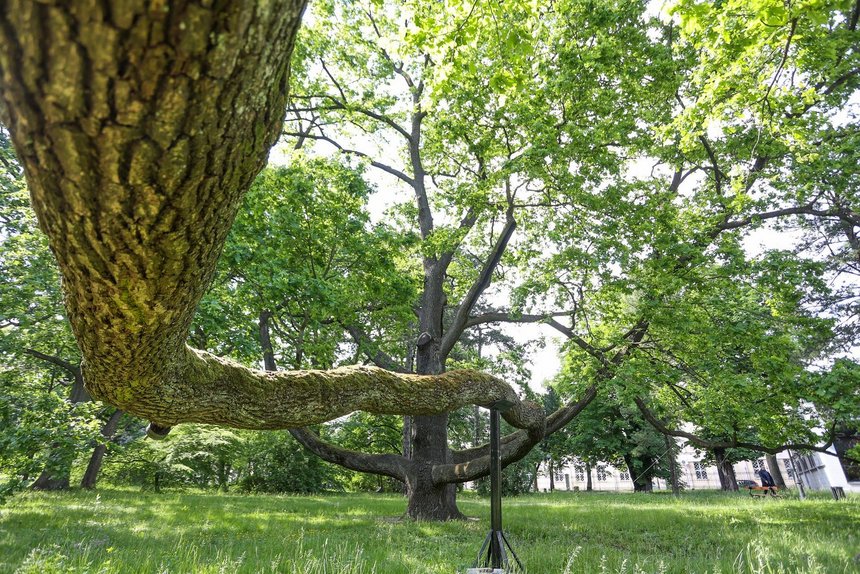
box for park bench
[747,486,780,497]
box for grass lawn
[0,488,857,573]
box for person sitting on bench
[757,468,777,495]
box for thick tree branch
[130,347,545,432]
[438,385,597,483]
[440,214,517,357]
[464,310,575,329]
[290,427,412,481]
[24,348,80,378]
[343,324,408,373]
[716,203,849,232]
[259,312,412,480]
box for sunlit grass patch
[0,489,857,573]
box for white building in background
[535,442,859,494]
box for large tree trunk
[406,328,463,520]
[407,414,463,520]
[766,454,786,488]
[624,454,654,493]
[0,1,540,444]
[81,409,124,489]
[714,448,738,491]
[665,434,680,496]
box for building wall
[534,445,858,493]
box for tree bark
[766,454,786,488]
[624,454,654,493]
[0,2,545,462]
[81,409,124,489]
[585,461,593,491]
[713,448,738,491]
[665,434,680,496]
[407,331,462,520]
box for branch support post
[470,407,525,573]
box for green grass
[0,488,857,573]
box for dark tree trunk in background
[406,328,463,520]
[714,448,738,491]
[665,434,680,496]
[31,456,72,491]
[625,454,654,492]
[32,374,90,491]
[548,459,555,491]
[81,409,124,489]
[585,461,593,491]
[766,454,786,488]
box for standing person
[758,468,777,495]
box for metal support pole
[470,407,524,573]
[490,407,502,567]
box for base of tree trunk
[31,472,70,491]
[405,482,465,521]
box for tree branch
[633,397,836,455]
[343,324,408,373]
[134,347,544,434]
[24,348,80,378]
[290,427,412,481]
[281,130,415,186]
[440,213,517,357]
[716,203,847,232]
[464,310,575,329]
[437,385,597,483]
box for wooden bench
[748,486,780,497]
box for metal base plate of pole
[469,408,525,573]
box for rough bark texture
[0,0,305,421]
[624,454,654,493]
[665,434,680,496]
[714,448,739,491]
[0,2,547,446]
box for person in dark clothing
[758,468,777,495]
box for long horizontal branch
[717,203,848,232]
[464,310,575,329]
[633,397,836,456]
[289,427,412,481]
[281,130,415,186]
[439,385,597,484]
[131,346,544,433]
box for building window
[574,466,585,482]
[784,460,795,479]
[619,470,631,481]
[693,462,708,480]
[752,459,765,472]
[554,470,564,482]
[797,453,819,473]
[596,467,609,481]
